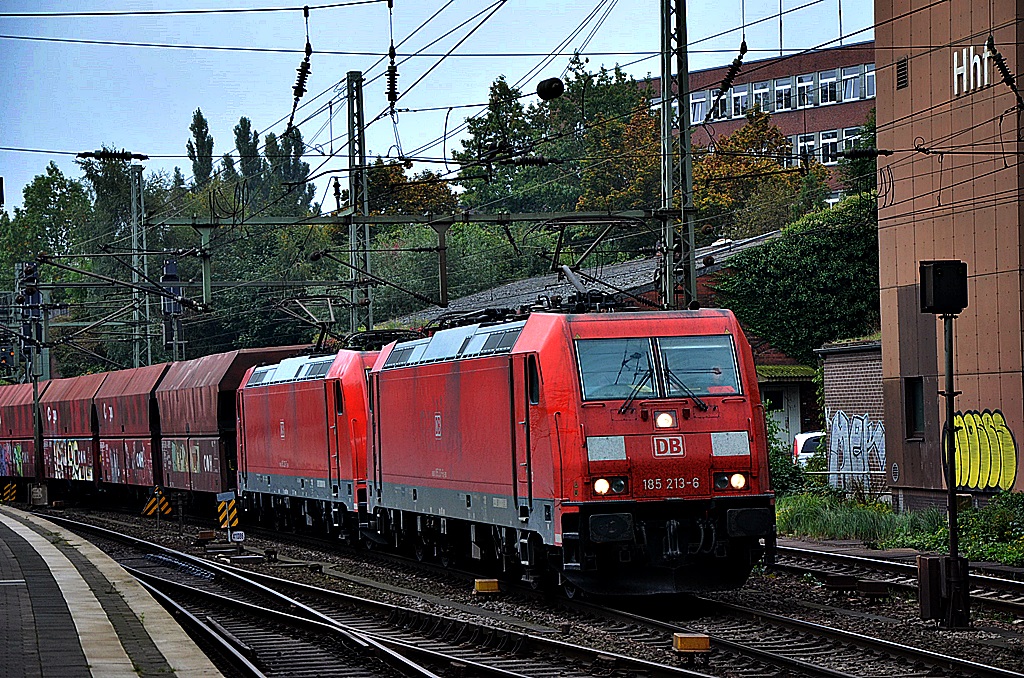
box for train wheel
[413,537,428,562]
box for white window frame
[752,81,771,112]
[775,78,793,111]
[826,190,842,207]
[841,66,861,100]
[865,64,876,98]
[797,74,816,108]
[819,70,838,105]
[842,127,861,151]
[797,133,816,164]
[731,84,749,118]
[784,136,798,167]
[820,130,839,164]
[690,91,707,123]
[711,92,729,120]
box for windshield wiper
[664,367,709,411]
[618,367,653,414]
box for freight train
[0,308,775,595]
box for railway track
[773,544,1024,617]
[564,597,1024,678]
[50,516,713,678]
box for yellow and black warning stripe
[143,486,172,516]
[218,499,238,528]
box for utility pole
[77,149,151,364]
[660,0,697,309]
[347,70,372,331]
[130,163,151,366]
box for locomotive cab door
[511,355,534,518]
[327,380,342,502]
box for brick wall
[819,341,886,495]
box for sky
[0,0,874,214]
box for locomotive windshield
[576,335,742,401]
[577,338,656,400]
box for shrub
[778,491,1024,567]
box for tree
[261,129,317,217]
[11,162,93,259]
[714,193,879,364]
[234,117,264,180]
[365,158,458,220]
[186,108,214,188]
[693,108,812,240]
[837,108,877,194]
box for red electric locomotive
[368,309,774,595]
[236,349,377,536]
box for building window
[732,84,749,118]
[842,127,861,151]
[752,81,771,112]
[841,66,862,100]
[690,91,706,123]
[905,377,925,438]
[711,91,729,120]
[775,78,793,111]
[797,134,816,164]
[797,74,816,108]
[820,130,839,164]
[819,69,838,104]
[865,63,876,97]
[784,136,798,167]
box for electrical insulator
[386,43,399,106]
[293,42,312,100]
[536,77,565,101]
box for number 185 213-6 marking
[642,477,700,491]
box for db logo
[652,435,685,457]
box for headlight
[713,472,748,491]
[611,477,627,493]
[593,478,611,495]
[654,410,677,429]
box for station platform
[0,506,222,678]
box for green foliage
[693,108,830,241]
[765,406,805,495]
[891,492,1024,566]
[715,193,880,363]
[777,491,1024,567]
[836,109,877,194]
[186,108,214,187]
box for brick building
[653,41,877,202]
[877,0,1023,509]
[816,338,885,495]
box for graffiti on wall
[946,409,1018,491]
[827,411,886,490]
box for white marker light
[654,410,677,428]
